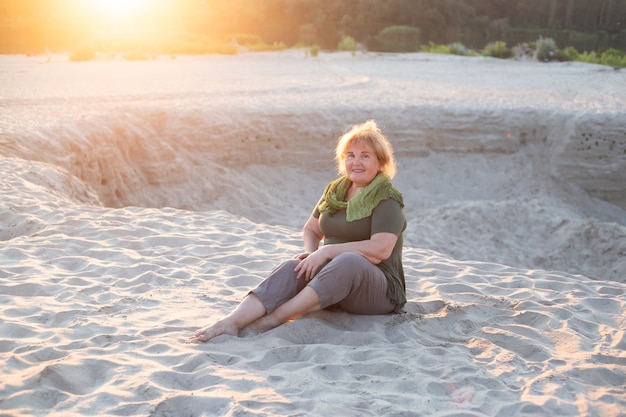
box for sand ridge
[0,52,625,416]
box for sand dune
[0,51,625,416]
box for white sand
[0,51,625,416]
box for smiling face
[344,141,382,188]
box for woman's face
[344,141,381,188]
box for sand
[0,50,625,416]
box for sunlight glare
[90,0,150,20]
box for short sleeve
[371,198,406,236]
[312,196,324,219]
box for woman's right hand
[294,247,331,281]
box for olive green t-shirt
[313,198,407,311]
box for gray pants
[251,252,396,315]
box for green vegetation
[421,42,453,54]
[574,48,626,67]
[0,0,623,66]
[309,44,320,57]
[229,33,287,52]
[420,37,626,68]
[448,42,472,56]
[420,42,473,56]
[482,41,513,59]
[535,37,558,62]
[338,36,357,55]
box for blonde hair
[335,120,397,179]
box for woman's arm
[318,232,397,264]
[300,214,323,256]
[320,198,403,265]
[295,232,397,280]
[295,199,404,280]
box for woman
[194,120,406,342]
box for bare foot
[192,319,239,342]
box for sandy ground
[0,51,625,416]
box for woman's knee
[314,252,375,286]
[268,259,299,276]
[282,259,301,270]
[331,252,371,271]
[333,251,364,263]
[252,258,305,313]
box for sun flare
[63,0,182,52]
[89,0,150,20]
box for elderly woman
[194,120,406,342]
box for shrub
[448,42,470,56]
[560,46,579,61]
[338,35,357,55]
[536,37,558,62]
[553,49,572,62]
[599,48,626,67]
[229,33,263,47]
[378,25,420,52]
[577,50,598,64]
[482,41,513,59]
[512,42,534,59]
[420,41,450,54]
[224,33,286,52]
[309,44,320,57]
[247,41,287,52]
[559,47,625,68]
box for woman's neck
[346,185,363,201]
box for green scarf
[318,174,404,222]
